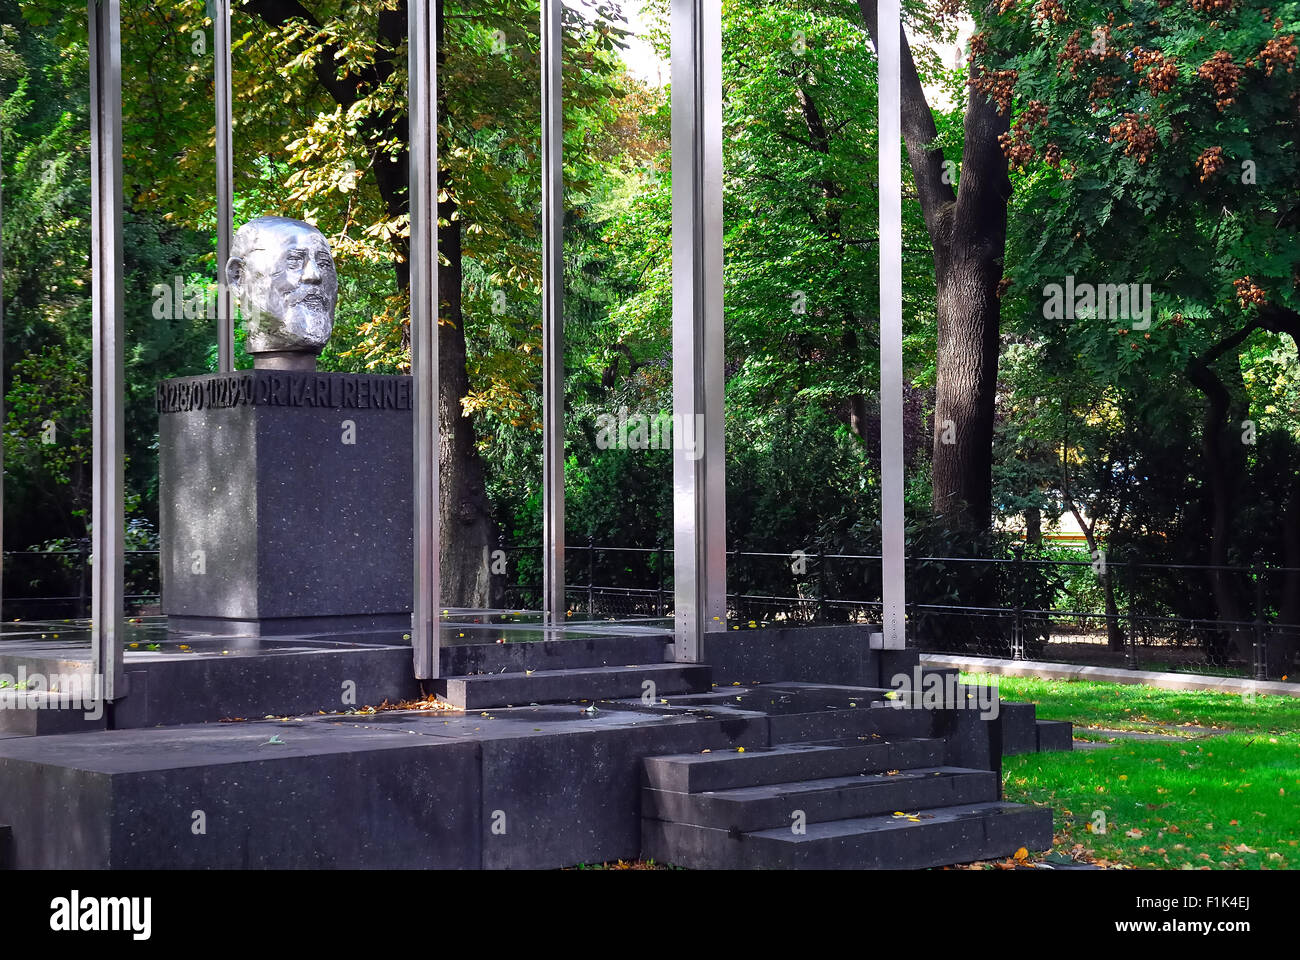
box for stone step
[768,703,936,744]
[1035,719,1074,752]
[999,701,1039,756]
[643,737,946,793]
[441,633,673,677]
[0,690,107,736]
[643,765,998,832]
[642,800,1054,870]
[437,663,712,710]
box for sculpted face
[226,217,337,361]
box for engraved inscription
[156,373,412,414]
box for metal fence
[501,543,1300,682]
[5,544,1296,682]
[2,547,160,619]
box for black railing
[5,544,1297,682]
[1,547,161,619]
[500,543,1300,682]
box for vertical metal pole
[670,0,726,663]
[1253,563,1267,681]
[89,0,125,701]
[80,540,90,618]
[541,0,565,627]
[586,537,594,617]
[410,0,441,679]
[1125,557,1138,669]
[875,0,906,650]
[1011,545,1025,660]
[1,109,5,621]
[214,0,235,371]
[656,542,666,618]
[816,550,826,623]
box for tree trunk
[1187,352,1250,661]
[249,0,500,607]
[1025,506,1041,545]
[1072,513,1125,651]
[437,211,500,607]
[932,248,1003,529]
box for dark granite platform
[0,613,674,729]
[0,616,1064,869]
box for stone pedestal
[157,370,413,635]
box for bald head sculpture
[226,217,338,369]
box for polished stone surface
[157,375,413,634]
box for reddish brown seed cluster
[1021,100,1049,127]
[1034,0,1068,24]
[1132,48,1165,72]
[997,100,1047,167]
[937,0,965,19]
[1234,276,1268,307]
[1146,56,1180,93]
[1089,74,1121,105]
[1197,50,1242,110]
[998,130,1035,167]
[1261,35,1297,76]
[1059,29,1085,76]
[967,31,989,63]
[996,277,1013,299]
[1189,0,1233,12]
[1107,113,1160,164]
[1194,145,1225,181]
[1043,143,1063,167]
[998,0,1018,14]
[970,67,1020,115]
[1132,48,1179,93]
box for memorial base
[157,370,413,635]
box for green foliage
[1,3,214,544]
[985,0,1300,634]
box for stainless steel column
[1,111,5,621]
[876,0,906,649]
[541,0,565,626]
[670,0,726,662]
[89,0,126,699]
[410,0,441,678]
[215,0,235,371]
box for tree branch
[854,0,955,240]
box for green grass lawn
[971,673,1300,869]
